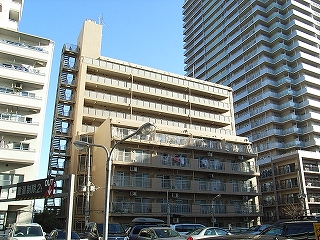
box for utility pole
[85,147,91,225]
[167,190,170,226]
[212,194,221,227]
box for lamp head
[73,140,90,151]
[213,194,221,200]
[137,122,156,135]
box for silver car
[137,227,185,240]
[184,227,232,240]
[7,223,46,240]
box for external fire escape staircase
[44,44,79,218]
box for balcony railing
[112,177,151,188]
[111,176,259,194]
[0,142,30,150]
[262,200,276,206]
[0,112,35,124]
[1,62,43,75]
[261,185,274,192]
[279,196,300,204]
[1,38,46,52]
[111,202,261,215]
[308,195,320,203]
[113,126,254,155]
[161,155,191,167]
[304,165,319,172]
[0,86,40,99]
[306,180,320,187]
[115,155,257,175]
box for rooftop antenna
[98,14,107,28]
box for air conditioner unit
[173,218,179,223]
[129,191,137,197]
[130,166,138,172]
[172,193,179,198]
[14,82,22,89]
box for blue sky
[18,1,185,178]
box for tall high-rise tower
[0,0,54,229]
[183,0,320,222]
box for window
[0,173,23,186]
[116,148,131,162]
[13,142,29,150]
[262,225,283,236]
[78,155,87,172]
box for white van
[7,223,46,240]
[170,223,205,235]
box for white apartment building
[46,20,259,231]
[0,0,54,229]
[183,0,320,222]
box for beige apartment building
[182,0,320,222]
[47,20,260,231]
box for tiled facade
[0,0,54,230]
[183,0,320,222]
[47,20,260,231]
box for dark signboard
[16,177,55,200]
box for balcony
[111,201,262,217]
[113,154,258,176]
[0,92,41,111]
[0,144,36,166]
[0,119,38,136]
[279,196,300,205]
[274,164,297,175]
[304,164,319,172]
[0,63,45,85]
[111,176,259,195]
[0,38,49,64]
[306,180,320,187]
[84,90,231,127]
[113,128,255,156]
[261,185,274,193]
[0,113,38,136]
[308,195,320,203]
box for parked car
[243,224,271,235]
[7,222,46,240]
[198,220,318,239]
[82,222,127,240]
[46,229,88,240]
[125,218,164,240]
[185,227,232,240]
[170,223,205,236]
[137,227,185,240]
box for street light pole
[85,146,91,225]
[166,190,170,226]
[73,140,110,239]
[73,122,156,240]
[211,194,221,227]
